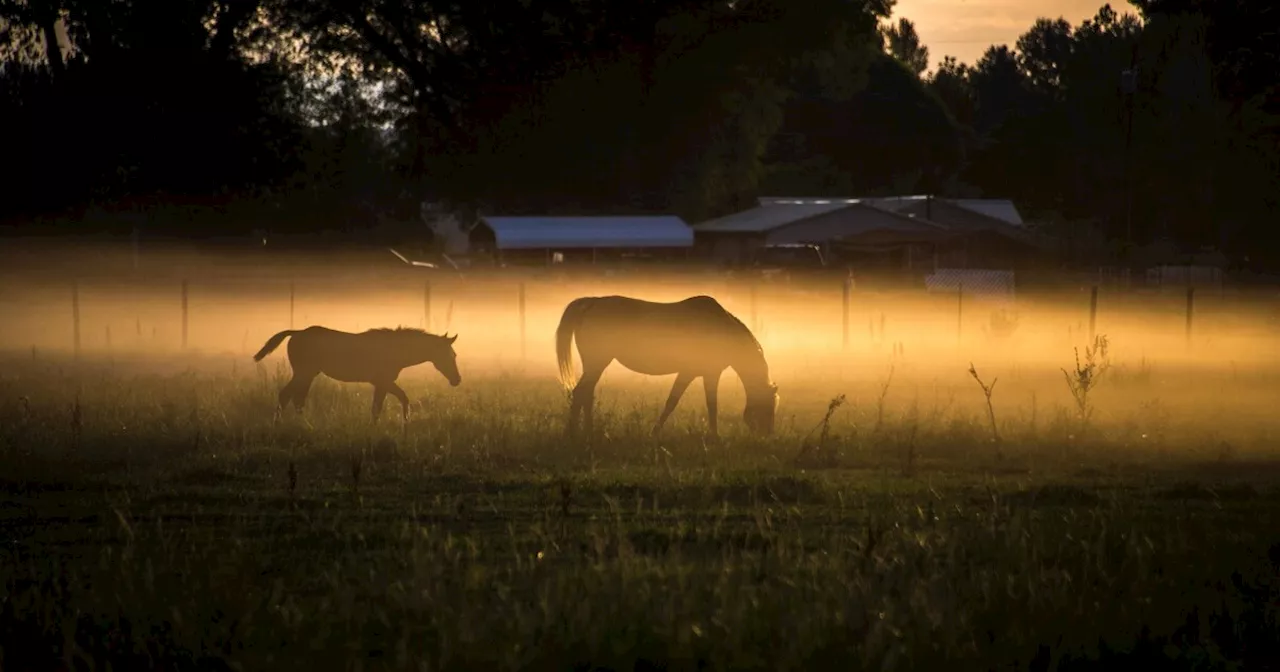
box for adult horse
[555,295,778,437]
[252,326,461,421]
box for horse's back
[579,294,732,320]
[576,291,747,340]
[286,325,363,356]
[573,294,750,365]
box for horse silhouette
[252,326,460,421]
[555,295,778,438]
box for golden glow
[3,241,1277,446]
[893,0,1140,68]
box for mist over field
[5,0,1280,665]
[5,242,1279,435]
[2,244,1280,670]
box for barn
[692,200,948,270]
[695,196,1050,278]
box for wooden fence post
[181,279,189,350]
[518,281,527,360]
[1185,286,1194,348]
[72,280,81,359]
[423,280,432,331]
[841,277,851,349]
[1088,285,1098,340]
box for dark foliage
[0,0,1277,266]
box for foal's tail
[252,329,298,362]
[555,298,592,391]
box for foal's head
[427,332,462,387]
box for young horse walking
[555,295,779,438]
[252,326,461,421]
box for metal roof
[693,202,854,233]
[698,201,952,237]
[479,216,693,250]
[950,199,1024,226]
[761,195,1025,227]
[757,197,868,206]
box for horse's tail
[555,298,592,391]
[252,330,297,362]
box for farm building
[471,215,695,266]
[693,200,948,269]
[695,196,1050,276]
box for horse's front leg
[387,382,410,422]
[653,372,695,436]
[371,385,388,422]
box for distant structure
[758,195,1026,228]
[472,215,694,266]
[693,195,1046,282]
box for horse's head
[742,382,779,435]
[431,333,461,387]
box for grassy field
[3,337,1280,672]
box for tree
[763,52,964,196]
[1130,0,1280,263]
[1016,18,1074,98]
[927,56,974,129]
[882,17,928,77]
[270,0,894,221]
[0,0,307,232]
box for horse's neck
[730,342,770,397]
[381,336,431,367]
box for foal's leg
[387,382,410,422]
[703,370,723,438]
[653,372,695,436]
[277,377,296,413]
[290,372,318,411]
[371,385,388,422]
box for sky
[894,0,1140,69]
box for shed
[473,215,694,265]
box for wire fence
[5,261,1279,376]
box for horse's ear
[446,333,458,345]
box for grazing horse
[555,295,779,437]
[252,326,461,421]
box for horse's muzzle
[450,377,461,387]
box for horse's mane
[707,300,773,393]
[716,305,764,353]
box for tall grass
[2,349,1280,670]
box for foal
[252,326,460,421]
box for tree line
[1,0,1277,267]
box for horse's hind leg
[568,360,607,437]
[277,379,295,413]
[290,372,318,411]
[277,375,306,414]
